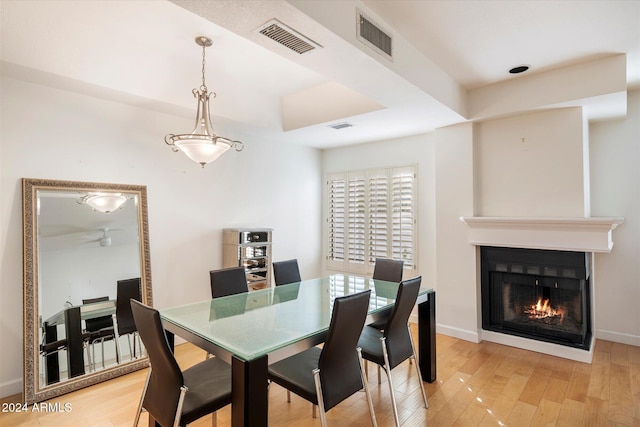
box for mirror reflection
[23,179,152,404]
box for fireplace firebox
[481,246,591,350]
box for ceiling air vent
[328,122,353,130]
[356,9,392,61]
[257,19,322,54]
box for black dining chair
[268,290,377,427]
[272,259,301,286]
[358,276,428,427]
[115,278,142,362]
[82,296,116,369]
[373,258,404,283]
[209,266,249,298]
[369,258,405,330]
[130,300,232,427]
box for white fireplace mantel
[460,216,624,252]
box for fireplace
[481,246,591,350]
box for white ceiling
[1,0,638,149]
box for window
[327,165,417,274]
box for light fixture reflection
[78,193,127,213]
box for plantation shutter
[346,173,366,273]
[391,166,416,270]
[327,174,346,270]
[367,171,389,267]
[327,165,416,275]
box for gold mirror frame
[22,178,153,404]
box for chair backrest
[272,259,301,286]
[318,289,371,412]
[384,276,421,369]
[116,278,142,335]
[372,258,404,283]
[209,267,248,299]
[130,299,184,427]
[82,296,113,332]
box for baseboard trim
[595,329,640,346]
[436,324,480,343]
[0,378,22,400]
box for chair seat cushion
[268,347,321,405]
[87,326,115,342]
[180,357,233,425]
[357,326,386,366]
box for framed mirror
[22,178,153,404]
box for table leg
[64,307,85,378]
[232,355,268,427]
[418,290,436,383]
[43,322,60,384]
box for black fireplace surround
[481,246,591,350]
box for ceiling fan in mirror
[81,227,115,247]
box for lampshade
[78,193,127,213]
[165,36,243,167]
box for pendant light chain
[201,42,207,92]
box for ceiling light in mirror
[78,193,127,213]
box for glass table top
[160,274,430,361]
[44,299,116,326]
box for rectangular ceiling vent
[356,9,393,61]
[256,19,322,54]
[328,122,353,130]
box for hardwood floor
[2,325,638,426]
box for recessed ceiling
[1,0,638,149]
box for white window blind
[327,165,417,274]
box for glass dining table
[160,274,436,427]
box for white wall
[0,76,323,397]
[321,133,437,290]
[590,89,640,345]
[434,122,478,342]
[39,244,140,320]
[474,107,587,217]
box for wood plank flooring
[2,325,638,426]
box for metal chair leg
[408,325,428,409]
[380,337,401,427]
[112,315,122,364]
[133,367,152,427]
[101,339,106,368]
[312,368,327,427]
[358,347,378,427]
[127,335,133,360]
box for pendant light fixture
[165,36,244,167]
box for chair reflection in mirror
[39,335,67,385]
[82,296,116,370]
[113,278,144,361]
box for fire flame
[525,298,565,320]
